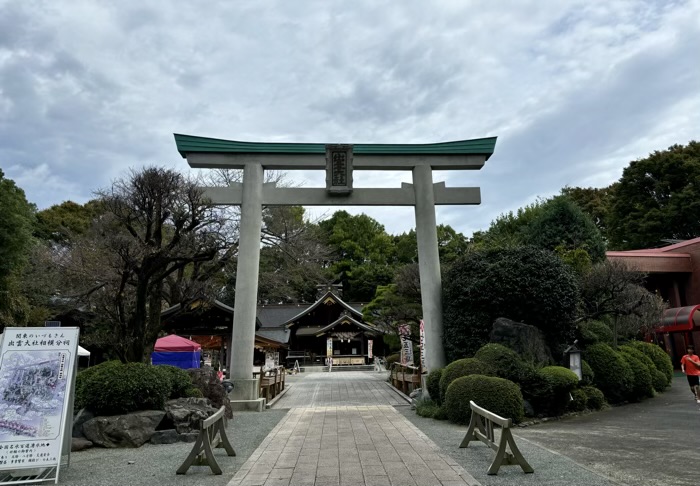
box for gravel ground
[51,373,690,486]
[57,409,288,486]
[397,404,622,486]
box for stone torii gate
[175,134,496,402]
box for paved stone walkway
[227,405,479,486]
[272,372,405,408]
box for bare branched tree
[58,167,240,362]
[578,259,667,346]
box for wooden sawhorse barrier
[459,400,534,475]
[176,406,236,475]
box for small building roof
[316,314,379,337]
[283,291,363,328]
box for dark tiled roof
[257,305,311,328]
[256,329,291,344]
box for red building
[607,237,700,366]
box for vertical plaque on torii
[326,144,353,195]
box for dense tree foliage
[34,200,105,244]
[608,141,700,250]
[524,196,606,263]
[0,169,36,330]
[317,211,396,301]
[442,246,579,360]
[560,185,615,242]
[472,196,605,266]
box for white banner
[326,337,333,357]
[368,339,373,359]
[0,327,79,474]
[419,320,426,371]
[399,324,414,367]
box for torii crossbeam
[175,134,497,403]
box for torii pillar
[175,134,496,402]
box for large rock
[72,408,94,438]
[82,410,165,448]
[163,398,218,434]
[489,317,553,364]
[71,437,93,452]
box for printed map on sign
[0,350,68,440]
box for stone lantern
[564,341,582,381]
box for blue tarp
[151,350,201,369]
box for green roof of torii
[174,133,497,159]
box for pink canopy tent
[152,334,201,369]
[154,334,201,352]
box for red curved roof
[659,305,700,332]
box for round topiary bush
[581,385,606,410]
[439,358,495,404]
[74,360,122,412]
[618,350,654,402]
[581,359,594,386]
[82,362,172,415]
[567,388,587,412]
[651,369,669,393]
[578,320,614,345]
[620,344,658,396]
[444,375,524,425]
[536,366,579,416]
[385,353,400,368]
[474,343,527,384]
[628,341,673,387]
[585,343,634,404]
[154,364,195,399]
[426,368,443,404]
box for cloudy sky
[2,1,698,237]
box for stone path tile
[273,372,405,408]
[227,406,480,486]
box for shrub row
[585,341,672,404]
[430,340,672,425]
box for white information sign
[0,327,79,482]
[368,340,373,359]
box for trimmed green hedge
[154,364,196,399]
[618,351,654,401]
[578,320,614,345]
[439,358,495,404]
[75,360,122,412]
[585,343,633,404]
[568,388,587,412]
[426,368,443,404]
[619,345,659,395]
[385,353,400,367]
[628,341,673,387]
[474,343,527,384]
[581,385,606,410]
[444,375,524,425]
[538,366,579,416]
[81,361,172,415]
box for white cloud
[1,0,698,237]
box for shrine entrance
[174,134,496,402]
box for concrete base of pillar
[421,374,430,399]
[229,398,266,412]
[229,378,259,401]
